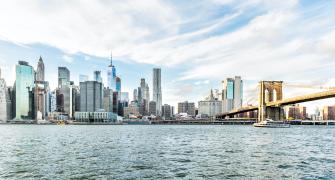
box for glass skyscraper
[58,67,70,87]
[222,76,243,113]
[15,61,35,120]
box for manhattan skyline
[0,0,335,112]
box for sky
[0,0,335,114]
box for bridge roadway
[217,89,335,118]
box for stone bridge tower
[258,81,284,122]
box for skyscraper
[153,68,162,116]
[107,51,117,90]
[35,57,48,120]
[116,76,121,92]
[222,76,243,112]
[80,81,103,112]
[15,61,35,120]
[36,56,45,81]
[103,87,113,112]
[0,68,12,122]
[133,89,138,101]
[58,67,70,87]
[94,71,102,83]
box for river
[0,125,334,179]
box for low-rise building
[74,112,118,123]
[198,90,222,117]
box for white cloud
[62,55,74,64]
[0,0,335,111]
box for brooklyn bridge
[216,81,335,122]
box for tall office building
[79,74,88,83]
[103,87,113,112]
[56,85,77,118]
[107,52,117,90]
[139,78,149,115]
[58,67,70,87]
[133,89,138,101]
[162,104,173,120]
[149,101,156,116]
[116,76,121,92]
[0,68,12,122]
[15,61,35,120]
[35,57,49,120]
[36,56,45,81]
[94,71,102,83]
[153,68,162,116]
[222,76,243,112]
[178,101,195,116]
[80,81,103,112]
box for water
[0,125,334,179]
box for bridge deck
[217,90,335,118]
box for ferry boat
[253,119,290,128]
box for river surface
[0,125,334,179]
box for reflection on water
[0,125,334,179]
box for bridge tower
[258,81,284,122]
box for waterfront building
[56,85,77,119]
[79,74,88,83]
[198,89,222,117]
[162,104,173,120]
[149,101,157,116]
[153,68,162,116]
[322,105,335,120]
[74,111,118,124]
[178,101,195,116]
[285,105,307,120]
[222,76,243,112]
[0,69,12,122]
[34,81,49,120]
[8,86,15,119]
[139,78,149,115]
[15,61,35,120]
[80,81,103,112]
[124,102,140,118]
[93,71,102,83]
[58,67,70,87]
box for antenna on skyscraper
[109,50,113,67]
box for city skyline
[0,1,335,113]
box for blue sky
[1,0,335,113]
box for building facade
[15,61,35,120]
[149,101,157,116]
[80,81,103,112]
[198,90,222,117]
[58,67,70,87]
[153,68,162,116]
[162,104,173,119]
[178,101,195,116]
[0,69,11,122]
[222,76,243,112]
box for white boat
[253,119,290,128]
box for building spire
[109,50,113,67]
